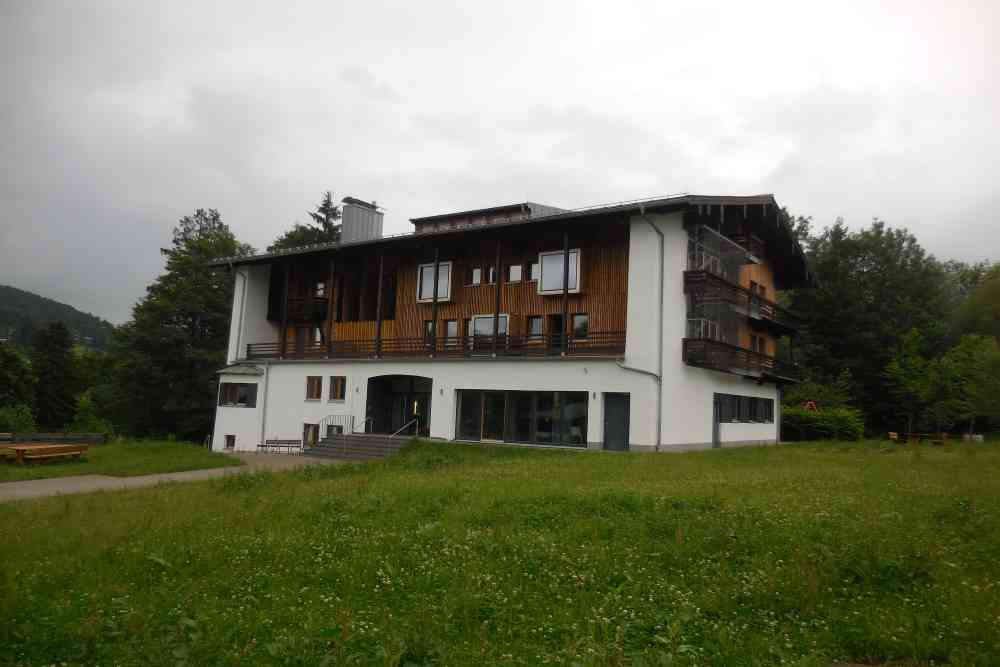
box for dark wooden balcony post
[326,257,335,358]
[279,261,289,360]
[375,252,384,358]
[430,247,440,356]
[492,239,502,356]
[561,229,569,355]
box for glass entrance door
[481,392,506,441]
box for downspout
[615,206,664,451]
[259,361,271,448]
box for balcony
[682,338,800,383]
[684,270,800,335]
[244,331,626,361]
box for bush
[0,403,38,432]
[67,391,115,436]
[782,406,865,441]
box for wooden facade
[272,220,629,354]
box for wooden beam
[279,261,289,359]
[430,247,440,356]
[561,229,569,355]
[492,239,502,356]
[326,256,335,357]
[374,252,384,358]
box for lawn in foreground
[0,440,240,482]
[2,441,998,666]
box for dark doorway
[603,393,629,451]
[547,314,563,352]
[366,375,432,436]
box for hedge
[781,406,864,441]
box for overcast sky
[2,0,998,323]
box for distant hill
[0,285,115,349]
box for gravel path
[0,452,338,503]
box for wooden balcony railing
[684,270,800,334]
[245,331,626,361]
[682,337,800,382]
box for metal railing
[245,331,626,361]
[317,414,355,441]
[682,338,799,382]
[390,418,420,437]
[684,270,800,332]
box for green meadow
[2,441,999,665]
[0,440,240,482]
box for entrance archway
[366,375,432,436]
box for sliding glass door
[482,392,506,441]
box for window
[424,319,435,341]
[467,266,482,286]
[305,376,322,400]
[314,281,326,298]
[528,261,540,282]
[538,249,581,294]
[326,424,343,437]
[224,434,235,450]
[715,394,774,424]
[507,264,522,283]
[445,319,459,346]
[218,382,257,407]
[572,313,589,339]
[455,389,588,446]
[313,327,324,345]
[468,314,509,337]
[487,265,496,284]
[417,261,452,302]
[303,423,319,446]
[329,376,346,401]
[527,315,543,339]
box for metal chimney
[340,197,383,243]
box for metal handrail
[390,418,419,438]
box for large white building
[210,194,810,453]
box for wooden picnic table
[2,443,90,465]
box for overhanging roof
[211,194,813,288]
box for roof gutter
[615,205,664,452]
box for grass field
[2,440,999,666]
[0,440,240,482]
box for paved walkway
[0,452,338,503]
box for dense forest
[0,285,115,349]
[0,193,998,441]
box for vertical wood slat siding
[277,224,629,348]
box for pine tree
[268,191,342,251]
[30,322,77,428]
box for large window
[716,394,774,423]
[444,319,459,346]
[306,376,322,400]
[417,261,452,302]
[456,389,588,446]
[527,315,543,339]
[468,314,509,337]
[218,382,257,407]
[538,249,580,294]
[329,376,346,401]
[572,313,589,339]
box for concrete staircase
[306,433,411,461]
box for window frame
[528,260,540,282]
[466,266,482,287]
[526,315,543,340]
[507,264,522,283]
[571,313,589,339]
[305,376,323,401]
[444,319,459,347]
[537,249,581,295]
[218,382,258,408]
[416,261,452,303]
[328,375,346,402]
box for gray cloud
[2,0,999,323]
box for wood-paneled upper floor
[271,220,629,349]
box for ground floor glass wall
[456,389,588,447]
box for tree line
[0,193,997,440]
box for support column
[430,247,440,357]
[279,261,289,359]
[492,239,502,356]
[375,252,384,358]
[326,257,335,358]
[561,229,569,355]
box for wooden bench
[9,443,89,465]
[259,439,303,454]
